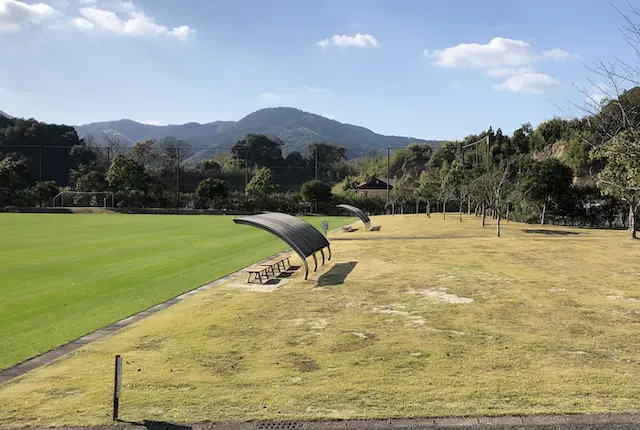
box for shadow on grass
[264,278,282,285]
[521,229,581,236]
[317,262,357,287]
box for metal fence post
[113,355,122,421]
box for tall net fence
[0,143,347,209]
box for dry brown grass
[0,215,639,427]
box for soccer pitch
[0,213,354,370]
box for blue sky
[0,0,634,140]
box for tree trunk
[467,195,471,215]
[497,210,501,237]
[416,200,419,215]
[427,201,431,218]
[443,201,447,219]
[630,204,637,239]
[401,203,404,215]
[482,204,486,227]
[541,201,547,225]
[474,203,480,217]
[459,198,463,222]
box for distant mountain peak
[0,110,13,119]
[73,107,444,161]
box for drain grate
[256,421,302,429]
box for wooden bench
[370,225,382,232]
[247,267,271,284]
[260,256,291,275]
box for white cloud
[255,92,299,105]
[427,37,575,94]
[256,92,280,103]
[71,16,93,29]
[49,0,69,9]
[137,119,165,126]
[541,48,576,60]
[317,33,379,49]
[587,82,611,107]
[428,37,575,69]
[493,72,562,94]
[74,2,193,39]
[301,85,331,94]
[485,66,535,77]
[0,0,57,30]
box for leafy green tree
[232,134,284,169]
[300,180,332,212]
[427,141,459,170]
[418,169,439,217]
[197,159,222,175]
[512,123,532,154]
[390,175,418,214]
[246,167,279,197]
[518,158,573,225]
[0,155,29,206]
[486,158,517,236]
[0,118,86,184]
[562,137,588,176]
[439,161,458,219]
[333,175,361,195]
[195,178,230,209]
[529,129,546,152]
[106,156,150,207]
[31,181,59,207]
[591,130,640,238]
[76,171,107,192]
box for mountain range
[73,107,444,161]
[0,110,12,119]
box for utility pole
[386,146,390,204]
[314,146,318,181]
[39,143,43,182]
[244,146,249,194]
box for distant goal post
[52,191,115,209]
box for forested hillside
[74,107,443,160]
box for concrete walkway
[4,413,640,430]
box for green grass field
[1,215,639,427]
[0,213,354,370]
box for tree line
[1,3,639,238]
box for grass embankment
[0,214,638,426]
[0,213,353,370]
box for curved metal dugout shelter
[336,204,371,230]
[233,212,331,280]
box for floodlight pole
[486,134,490,171]
[176,147,181,208]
